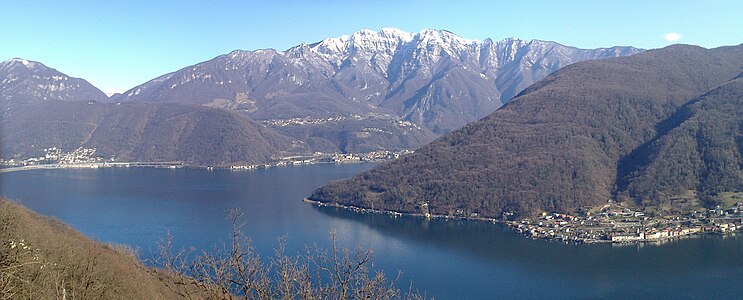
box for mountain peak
[351,28,376,37]
[311,28,414,52]
[415,28,479,45]
[308,43,743,218]
[495,37,528,45]
[308,27,487,56]
[2,58,43,69]
[10,57,31,65]
[1,58,108,106]
[116,28,642,133]
[379,27,410,36]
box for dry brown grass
[1,201,427,300]
[0,199,185,299]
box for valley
[5,1,743,298]
[1,29,640,167]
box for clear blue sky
[2,0,742,94]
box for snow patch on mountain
[1,58,108,106]
[115,28,642,133]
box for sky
[2,0,742,94]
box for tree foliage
[310,44,743,217]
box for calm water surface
[2,164,742,299]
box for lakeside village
[0,147,414,172]
[507,200,743,244]
[0,147,105,169]
[6,148,741,245]
[307,198,743,245]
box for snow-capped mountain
[0,58,108,107]
[117,28,641,133]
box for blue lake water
[2,164,743,299]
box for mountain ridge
[1,101,296,165]
[0,58,108,108]
[1,29,642,164]
[115,28,641,134]
[308,43,743,218]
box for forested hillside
[1,101,295,165]
[309,44,743,218]
[622,77,743,207]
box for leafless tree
[149,208,427,299]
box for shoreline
[304,198,504,225]
[0,162,185,173]
[0,159,380,174]
[1,149,403,174]
[6,163,738,245]
[303,198,741,245]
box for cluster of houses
[609,227,705,242]
[510,212,606,243]
[395,119,421,130]
[229,150,414,171]
[1,146,413,172]
[328,150,414,162]
[1,147,103,168]
[510,201,743,244]
[262,113,422,132]
[262,115,363,127]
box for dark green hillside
[2,102,108,158]
[1,101,294,165]
[623,78,743,207]
[309,44,743,218]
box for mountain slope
[267,115,437,153]
[0,58,431,163]
[308,44,743,218]
[0,58,108,108]
[116,28,641,134]
[1,101,294,165]
[1,199,186,299]
[622,76,743,207]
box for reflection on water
[2,165,743,299]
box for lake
[2,164,743,299]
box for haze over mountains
[310,44,743,217]
[2,28,640,164]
